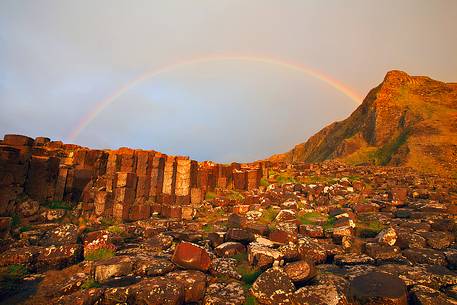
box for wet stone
[409,285,457,305]
[348,271,408,305]
[283,259,316,283]
[203,281,245,305]
[130,277,185,305]
[403,248,447,266]
[172,241,212,271]
[165,270,207,303]
[210,257,241,280]
[250,267,295,305]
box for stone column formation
[0,134,266,222]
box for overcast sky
[1,0,456,162]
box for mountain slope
[272,70,457,176]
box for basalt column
[0,135,33,215]
[113,172,137,222]
[175,157,193,205]
[161,155,177,205]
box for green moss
[226,190,245,201]
[372,129,410,166]
[6,264,28,279]
[269,170,299,185]
[205,191,217,200]
[19,225,32,233]
[202,224,214,233]
[106,225,124,235]
[81,279,101,290]
[11,214,20,228]
[84,248,115,261]
[259,207,279,224]
[244,295,258,305]
[322,216,336,231]
[297,212,323,225]
[232,252,248,264]
[44,200,74,210]
[237,264,262,286]
[100,217,115,227]
[302,175,332,184]
[355,220,385,238]
[259,178,269,187]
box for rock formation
[0,71,456,304]
[0,134,266,222]
[272,70,457,177]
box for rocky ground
[0,161,456,305]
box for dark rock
[348,271,407,305]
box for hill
[271,70,457,176]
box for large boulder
[172,242,211,271]
[94,256,133,283]
[283,259,316,283]
[250,268,295,305]
[165,270,207,303]
[130,277,185,305]
[348,271,407,305]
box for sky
[1,0,456,162]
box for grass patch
[19,225,32,233]
[301,175,332,184]
[297,212,324,225]
[259,178,269,187]
[244,295,258,305]
[259,207,279,224]
[322,216,336,231]
[106,225,124,235]
[226,190,245,202]
[6,264,28,279]
[205,191,217,200]
[233,252,262,288]
[237,264,262,287]
[269,170,299,185]
[0,264,29,298]
[11,214,20,228]
[202,224,214,233]
[355,220,385,238]
[297,212,335,231]
[84,248,115,261]
[100,217,115,227]
[372,129,409,166]
[81,279,101,290]
[44,200,74,210]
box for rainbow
[67,54,363,141]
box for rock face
[271,71,457,177]
[0,135,266,222]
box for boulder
[166,270,206,303]
[283,259,316,283]
[210,258,241,280]
[130,277,185,305]
[348,271,408,305]
[250,268,295,305]
[215,242,245,258]
[409,284,457,305]
[203,281,245,305]
[172,242,211,271]
[376,227,397,246]
[94,256,133,283]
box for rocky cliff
[0,134,267,221]
[272,70,457,176]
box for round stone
[348,271,407,305]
